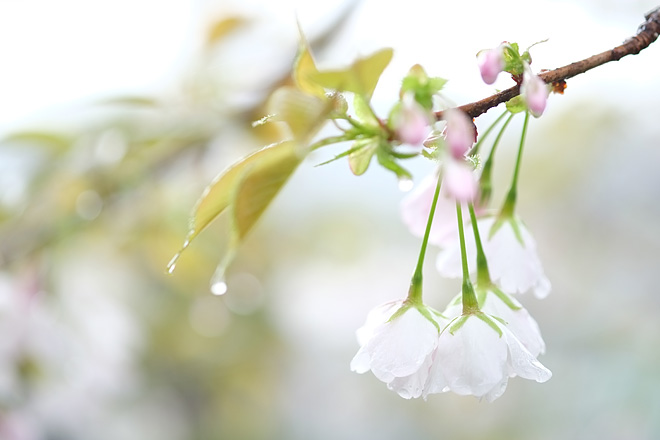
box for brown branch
[436,6,660,120]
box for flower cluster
[477,43,549,117]
[351,46,553,401]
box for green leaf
[506,96,527,114]
[348,138,379,175]
[2,131,73,153]
[502,43,525,76]
[231,143,302,240]
[353,94,380,128]
[206,16,247,47]
[308,48,393,99]
[293,35,326,98]
[267,86,330,140]
[168,140,304,275]
[400,64,447,110]
[188,140,304,247]
[99,96,160,107]
[376,147,412,180]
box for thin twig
[436,6,660,120]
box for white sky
[0,0,657,137]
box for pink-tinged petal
[444,109,475,159]
[394,95,432,146]
[400,173,460,247]
[477,46,504,85]
[522,72,548,118]
[444,160,477,202]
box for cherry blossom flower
[521,70,548,118]
[443,159,477,202]
[424,313,551,402]
[436,216,551,298]
[392,93,432,147]
[400,173,460,248]
[477,45,505,85]
[443,109,475,160]
[443,288,546,357]
[350,300,445,399]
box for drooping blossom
[443,288,546,357]
[436,215,551,298]
[393,93,432,147]
[423,313,552,402]
[400,173,460,247]
[521,69,548,118]
[443,108,475,160]
[477,45,505,85]
[350,300,446,399]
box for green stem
[407,171,443,303]
[309,134,354,151]
[470,109,508,156]
[456,203,479,313]
[479,112,515,205]
[500,110,530,218]
[468,203,491,287]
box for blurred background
[1,0,659,439]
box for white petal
[364,307,439,378]
[355,301,401,346]
[502,326,552,383]
[481,291,546,356]
[488,219,551,297]
[349,345,372,374]
[387,355,433,399]
[431,317,508,398]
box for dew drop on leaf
[166,253,180,274]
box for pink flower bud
[394,94,431,146]
[443,109,475,159]
[477,46,505,85]
[444,160,477,202]
[521,72,548,118]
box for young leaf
[2,131,74,153]
[267,86,329,139]
[506,96,527,114]
[206,16,247,48]
[353,94,380,128]
[294,37,326,98]
[309,48,394,99]
[348,138,379,175]
[231,145,302,240]
[187,141,304,248]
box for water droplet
[211,281,227,296]
[398,176,414,192]
[166,253,180,274]
[210,260,229,295]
